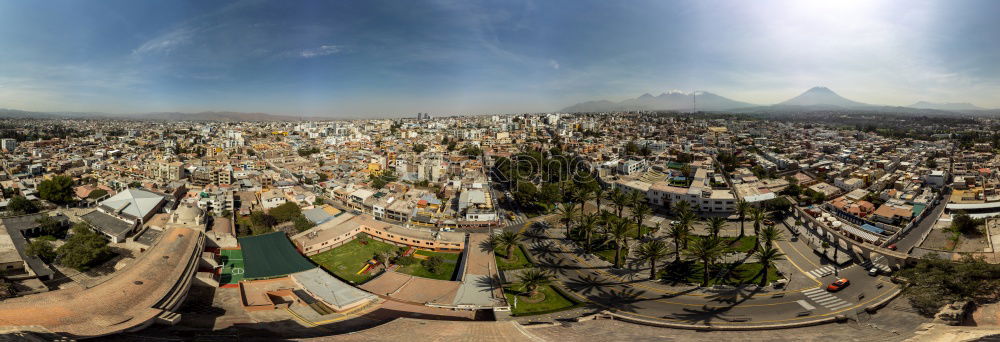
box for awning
[840,224,881,243]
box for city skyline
[2,0,1000,117]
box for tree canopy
[38,175,76,205]
[56,223,112,271]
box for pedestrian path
[802,287,853,311]
[858,259,892,273]
[804,265,836,279]
[507,215,526,227]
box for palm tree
[636,240,670,280]
[556,203,577,238]
[754,246,785,286]
[677,211,696,249]
[626,190,644,210]
[666,223,689,263]
[597,209,615,242]
[575,188,594,212]
[595,186,606,212]
[707,216,726,240]
[735,199,750,239]
[611,188,628,218]
[748,207,770,251]
[517,268,553,297]
[631,202,652,239]
[759,225,783,249]
[686,236,724,287]
[674,200,692,216]
[492,231,521,260]
[578,213,599,253]
[607,218,632,268]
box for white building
[0,139,15,152]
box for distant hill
[908,101,985,111]
[776,86,869,108]
[562,91,754,112]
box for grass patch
[397,249,461,281]
[661,261,781,286]
[504,284,578,316]
[310,236,399,284]
[687,235,757,254]
[593,248,618,264]
[496,244,533,270]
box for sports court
[219,248,245,287]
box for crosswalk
[802,287,853,311]
[858,260,892,273]
[804,265,836,278]
[506,215,526,227]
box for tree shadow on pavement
[588,287,647,313]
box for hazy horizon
[2,0,1000,117]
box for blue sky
[1,0,999,117]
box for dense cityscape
[0,107,999,340]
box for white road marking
[796,300,815,311]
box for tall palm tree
[610,188,628,218]
[607,218,632,268]
[492,231,521,260]
[677,211,696,249]
[626,190,644,210]
[748,207,770,251]
[632,202,652,239]
[735,199,750,239]
[578,213,599,253]
[517,268,553,297]
[759,225,784,249]
[575,188,594,212]
[686,236,724,287]
[556,203,577,238]
[707,216,726,240]
[666,223,689,263]
[595,186,606,212]
[754,246,785,286]
[598,209,615,241]
[674,200,692,216]
[636,240,670,280]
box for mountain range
[562,86,993,113]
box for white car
[867,267,879,276]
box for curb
[601,310,838,331]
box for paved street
[893,192,950,253]
[518,212,901,328]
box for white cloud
[131,27,196,56]
[548,59,559,70]
[299,45,342,58]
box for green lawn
[504,284,578,316]
[310,236,400,284]
[495,244,533,270]
[593,248,619,264]
[397,249,461,281]
[687,235,758,254]
[661,261,782,286]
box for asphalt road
[893,192,950,253]
[525,216,900,327]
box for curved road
[518,216,900,328]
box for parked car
[827,278,850,292]
[887,244,898,251]
[868,267,879,276]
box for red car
[827,278,850,292]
